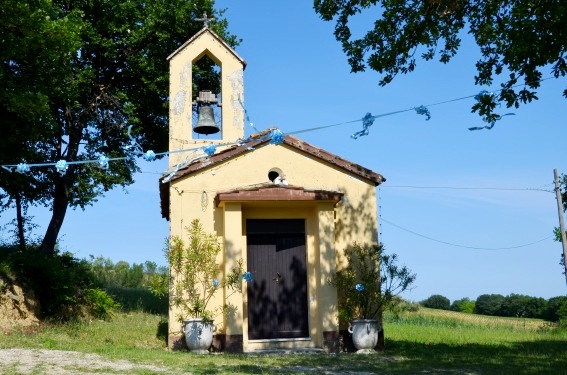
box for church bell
[194,105,220,135]
[193,90,221,135]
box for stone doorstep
[243,347,326,355]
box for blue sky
[2,1,567,302]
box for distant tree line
[88,256,167,289]
[88,256,168,314]
[420,293,567,323]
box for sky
[2,1,567,303]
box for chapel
[160,26,385,352]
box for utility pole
[553,169,567,285]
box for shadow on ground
[176,339,567,375]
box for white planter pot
[183,318,217,354]
[348,319,381,354]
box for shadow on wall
[335,186,378,244]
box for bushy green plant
[84,288,120,320]
[0,244,119,321]
[450,297,475,314]
[330,242,416,323]
[421,294,451,310]
[163,219,245,323]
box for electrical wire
[381,217,553,250]
[381,185,554,193]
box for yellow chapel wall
[167,142,378,349]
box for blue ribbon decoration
[238,94,259,133]
[242,271,253,283]
[143,150,156,162]
[55,160,68,176]
[162,157,190,183]
[355,283,365,292]
[125,125,144,156]
[203,144,217,157]
[414,105,431,121]
[16,163,31,174]
[351,113,376,139]
[269,129,285,145]
[97,155,109,170]
[468,113,515,131]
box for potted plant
[164,219,246,353]
[330,242,416,353]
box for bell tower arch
[167,27,246,168]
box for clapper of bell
[193,105,220,135]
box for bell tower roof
[167,27,247,68]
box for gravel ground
[0,349,181,375]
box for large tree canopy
[0,0,237,254]
[314,0,566,123]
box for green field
[2,308,567,374]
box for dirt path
[0,348,184,375]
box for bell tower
[167,25,246,169]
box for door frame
[246,218,309,340]
[242,207,318,350]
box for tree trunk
[15,193,26,249]
[40,175,69,257]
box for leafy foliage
[0,0,239,256]
[0,244,115,321]
[474,294,506,316]
[89,256,167,289]
[314,1,567,122]
[421,294,451,310]
[164,219,244,323]
[499,294,547,319]
[87,256,168,314]
[546,296,567,323]
[330,242,416,322]
[84,288,120,320]
[450,297,475,314]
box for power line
[381,185,554,193]
[381,217,553,251]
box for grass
[2,308,567,374]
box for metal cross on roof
[195,12,215,27]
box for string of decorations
[1,78,549,179]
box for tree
[0,0,238,256]
[313,1,567,123]
[546,296,567,322]
[450,297,475,314]
[499,294,546,319]
[0,0,83,249]
[474,294,505,316]
[420,294,450,310]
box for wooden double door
[246,219,309,340]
